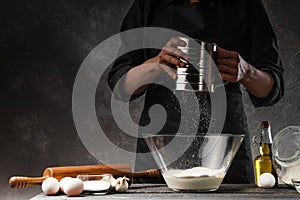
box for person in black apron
[108,0,284,183]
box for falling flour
[163,167,225,191]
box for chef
[108,0,284,183]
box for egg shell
[63,178,84,196]
[259,173,276,188]
[59,177,73,193]
[42,177,60,195]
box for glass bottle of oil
[254,121,277,187]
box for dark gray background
[1,0,299,199]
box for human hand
[145,37,188,80]
[216,46,251,82]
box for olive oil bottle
[254,121,277,187]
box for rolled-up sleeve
[107,0,148,101]
[246,0,284,107]
[108,50,146,101]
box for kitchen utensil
[291,179,300,193]
[77,174,111,194]
[272,126,300,185]
[144,134,244,192]
[9,163,160,188]
[175,37,226,92]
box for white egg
[42,177,60,195]
[59,177,73,193]
[63,178,84,196]
[258,173,276,188]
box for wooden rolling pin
[9,163,160,188]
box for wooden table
[30,183,299,200]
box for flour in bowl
[163,167,225,191]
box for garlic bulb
[115,176,129,192]
[101,175,116,190]
[100,175,111,182]
[110,176,117,190]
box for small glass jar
[272,126,300,186]
[77,174,112,194]
[291,179,300,193]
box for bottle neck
[259,123,273,155]
[261,126,273,144]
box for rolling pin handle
[9,176,48,188]
[132,169,161,179]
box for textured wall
[244,0,300,157]
[1,0,299,199]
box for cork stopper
[261,121,270,129]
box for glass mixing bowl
[144,133,244,192]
